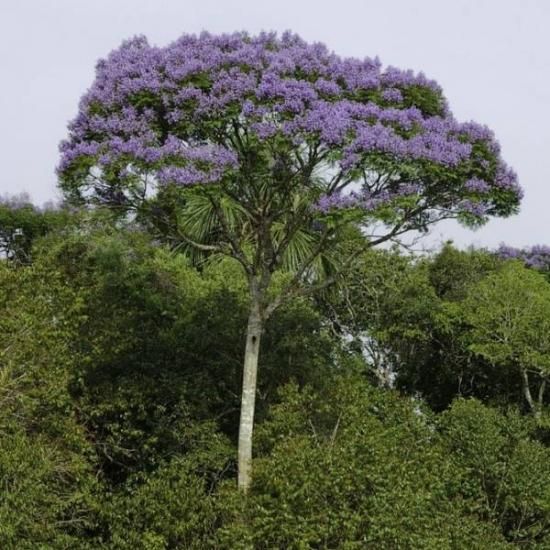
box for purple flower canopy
[497,244,550,270]
[58,31,522,218]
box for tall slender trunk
[237,294,263,492]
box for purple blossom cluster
[458,200,490,217]
[316,193,359,212]
[381,88,404,103]
[58,31,521,219]
[157,144,238,185]
[464,178,491,193]
[497,244,550,270]
[315,183,424,213]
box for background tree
[0,194,69,264]
[58,31,522,490]
[439,399,550,545]
[320,244,516,410]
[498,244,550,279]
[393,244,506,408]
[318,246,437,388]
[0,243,100,546]
[462,262,550,417]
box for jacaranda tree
[498,244,550,274]
[58,31,522,490]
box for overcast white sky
[1,0,548,249]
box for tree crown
[59,31,521,234]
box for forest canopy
[1,211,550,548]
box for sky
[1,0,548,249]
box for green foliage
[2,215,550,548]
[394,244,509,409]
[440,399,550,545]
[462,262,550,387]
[428,242,501,301]
[0,255,100,548]
[0,195,70,264]
[216,376,514,549]
[323,244,543,411]
[0,427,98,549]
[37,222,336,484]
[105,438,232,550]
[461,262,550,418]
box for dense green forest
[1,199,550,549]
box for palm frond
[174,189,252,266]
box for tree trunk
[538,377,546,412]
[237,295,263,492]
[520,367,539,418]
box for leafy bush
[216,376,513,549]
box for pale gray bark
[237,296,263,492]
[520,367,539,418]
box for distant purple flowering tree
[58,31,522,490]
[497,244,550,272]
